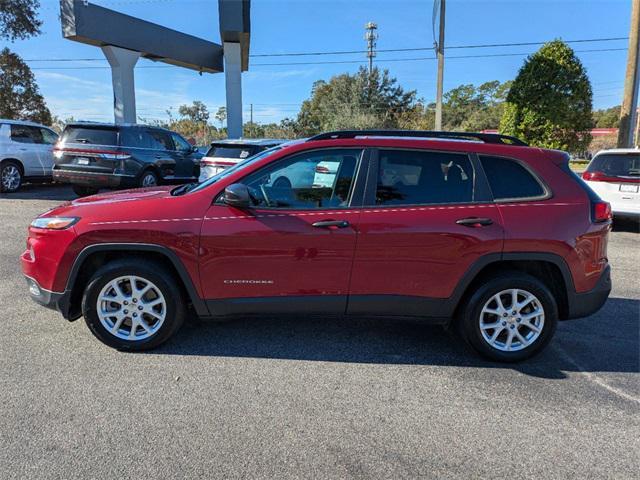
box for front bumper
[565,265,611,319]
[24,276,73,320]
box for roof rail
[307,130,528,146]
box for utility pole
[365,22,378,79]
[250,103,253,124]
[434,0,446,131]
[618,0,640,148]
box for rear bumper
[24,276,73,320]
[53,168,136,189]
[565,265,611,319]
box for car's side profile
[52,122,202,197]
[22,130,612,362]
[0,119,59,193]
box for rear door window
[10,125,44,144]
[479,155,546,200]
[587,153,640,178]
[374,149,474,205]
[60,126,118,146]
[119,128,155,149]
[146,129,174,151]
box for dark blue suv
[53,122,202,196]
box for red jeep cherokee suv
[21,131,612,362]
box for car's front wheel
[1,161,23,193]
[458,273,558,362]
[82,260,185,350]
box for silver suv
[0,119,59,193]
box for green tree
[178,100,209,123]
[0,0,41,41]
[215,106,227,128]
[296,66,417,135]
[500,40,593,152]
[0,48,51,124]
[592,105,620,128]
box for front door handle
[312,220,350,229]
[456,217,494,227]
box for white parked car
[582,149,640,220]
[0,119,59,193]
[198,138,287,182]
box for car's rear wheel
[139,170,159,188]
[72,185,99,197]
[458,273,558,362]
[82,260,185,350]
[1,161,22,193]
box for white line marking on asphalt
[553,345,640,405]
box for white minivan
[0,119,59,193]
[582,149,640,220]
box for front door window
[241,149,361,209]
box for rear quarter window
[61,127,118,146]
[479,155,546,200]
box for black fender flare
[65,243,209,317]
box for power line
[19,36,629,63]
[18,47,628,70]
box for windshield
[185,145,284,194]
[588,153,640,177]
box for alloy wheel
[1,165,21,192]
[479,288,545,352]
[96,275,166,341]
[141,173,157,187]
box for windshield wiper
[172,182,198,196]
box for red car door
[199,148,365,315]
[347,148,504,318]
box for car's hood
[38,186,176,218]
[70,186,175,206]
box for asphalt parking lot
[1,183,638,479]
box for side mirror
[191,145,199,153]
[223,183,252,208]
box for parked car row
[2,118,639,222]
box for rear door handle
[312,220,350,229]
[456,217,494,227]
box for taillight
[315,165,330,174]
[593,201,612,223]
[582,170,640,184]
[53,147,130,160]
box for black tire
[139,170,159,188]
[72,185,99,197]
[458,272,558,362]
[81,259,185,351]
[0,160,23,193]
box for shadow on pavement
[0,183,76,202]
[150,297,639,379]
[612,217,639,233]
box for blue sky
[4,0,633,124]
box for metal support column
[224,41,243,139]
[102,45,140,124]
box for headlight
[30,217,80,230]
